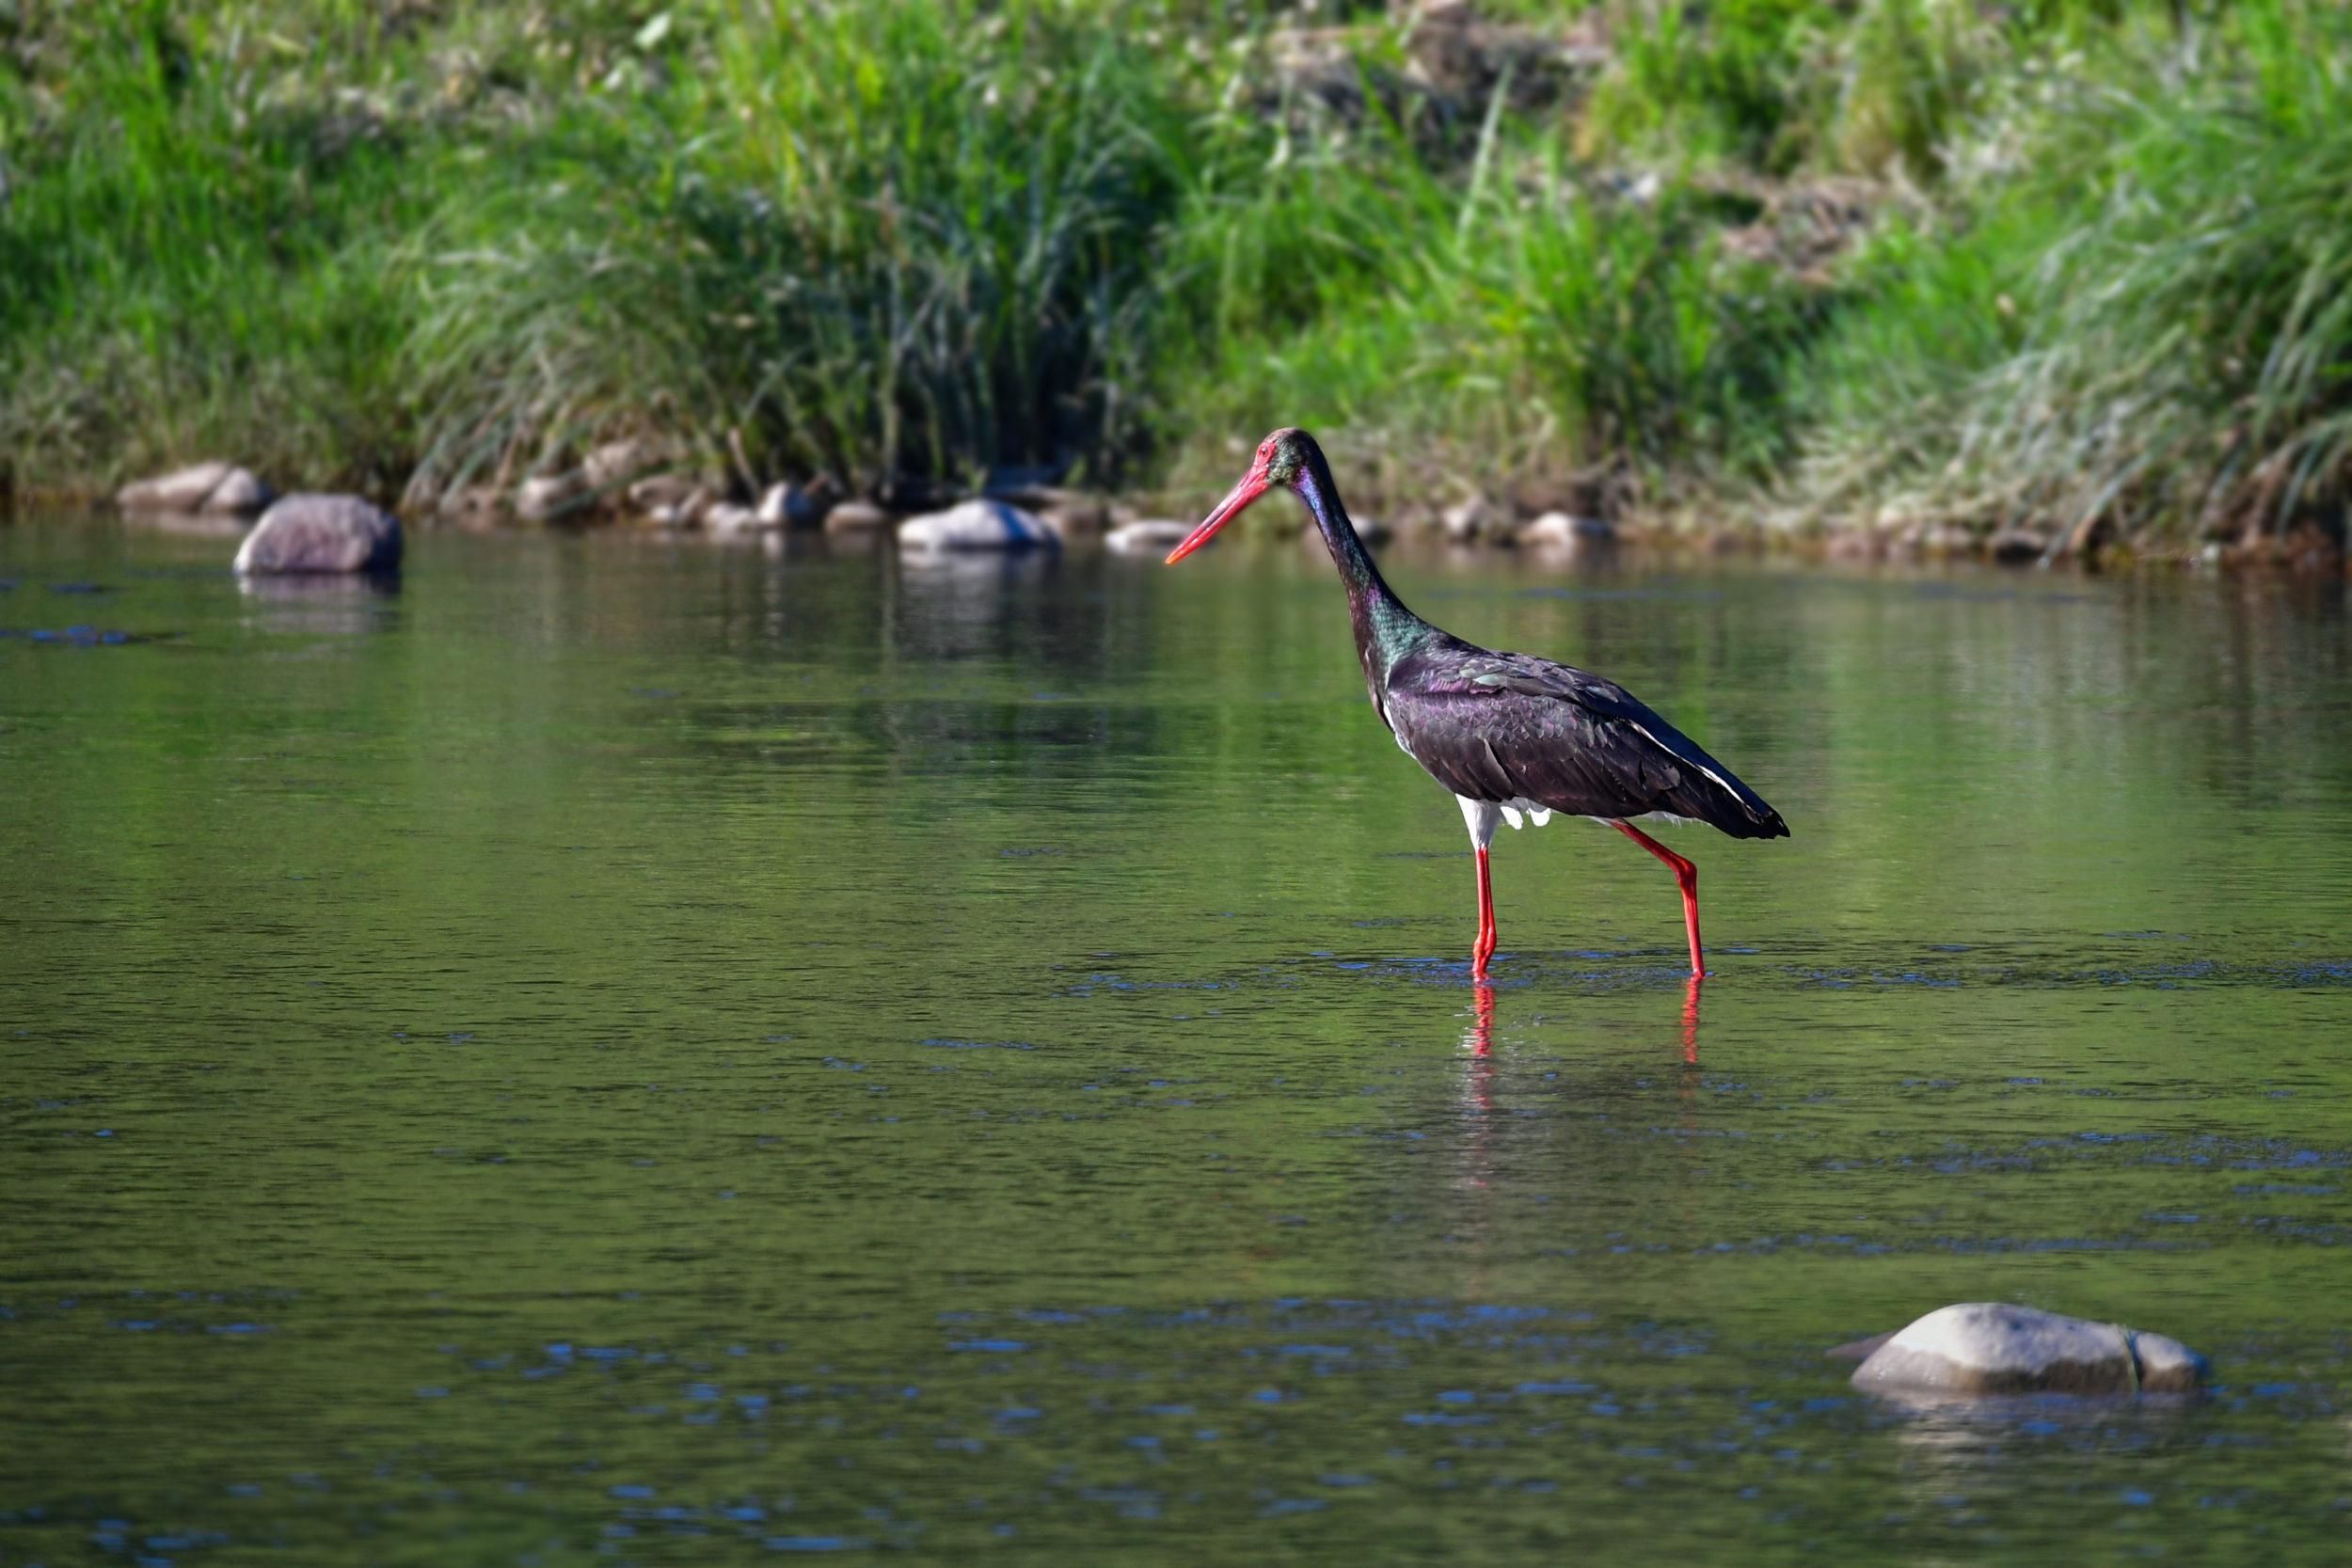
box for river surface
[3,516,2350,1564]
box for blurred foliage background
[2,1,2346,551]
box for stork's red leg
[1613,821,1704,977]
[1680,974,1702,1066]
[1472,846,1497,979]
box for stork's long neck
[1295,453,1429,689]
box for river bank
[5,3,2348,566]
[24,463,2347,578]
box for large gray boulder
[233,494,402,575]
[1846,1304,2207,1398]
[118,461,275,515]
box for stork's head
[1165,428,1318,564]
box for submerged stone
[1848,1303,2208,1398]
[233,494,402,575]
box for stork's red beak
[1165,465,1272,564]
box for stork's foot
[1470,844,1496,979]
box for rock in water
[1850,1304,2208,1398]
[118,462,275,515]
[1105,519,1192,555]
[898,499,1057,552]
[233,494,402,575]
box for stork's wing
[1383,642,1788,838]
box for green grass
[1159,125,1810,515]
[405,2,1209,502]
[0,5,429,487]
[1,0,2346,554]
[1780,0,2352,546]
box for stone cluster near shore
[384,436,1636,557]
[119,439,2331,570]
[101,444,1693,568]
[118,463,401,575]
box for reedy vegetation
[0,0,2345,552]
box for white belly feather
[1455,792,1696,848]
[1456,794,1552,847]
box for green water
[3,518,2350,1565]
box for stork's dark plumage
[1167,428,1788,980]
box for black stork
[1166,428,1788,981]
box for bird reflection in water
[1461,980,1499,1114]
[1460,976,1701,1065]
[1459,974,1704,1108]
[1454,977,1707,1202]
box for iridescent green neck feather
[1293,441,1430,680]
